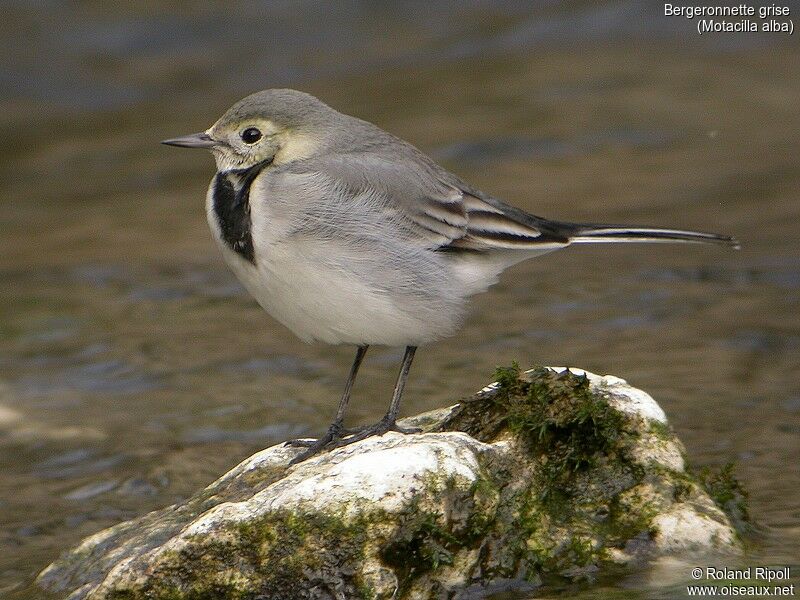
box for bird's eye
[240,127,262,144]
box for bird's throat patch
[212,159,271,264]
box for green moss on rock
[427,366,663,585]
[693,462,751,535]
[442,365,639,507]
[647,419,673,441]
[106,509,377,600]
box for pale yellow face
[207,117,279,171]
[207,117,320,172]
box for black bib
[211,158,272,264]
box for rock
[37,366,746,600]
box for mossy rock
[37,367,745,600]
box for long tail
[456,194,739,251]
[563,223,740,249]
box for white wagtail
[163,89,738,462]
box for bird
[162,89,738,463]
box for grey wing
[280,144,736,253]
[293,151,570,252]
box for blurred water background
[1,1,798,598]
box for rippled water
[2,2,798,598]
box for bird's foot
[341,420,421,436]
[328,416,420,449]
[285,422,347,464]
[391,422,423,435]
[345,423,422,436]
[286,418,421,464]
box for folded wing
[293,150,736,253]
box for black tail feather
[564,224,739,249]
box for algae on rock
[37,366,746,600]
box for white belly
[225,242,459,345]
[205,184,465,346]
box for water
[1,2,798,597]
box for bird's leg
[286,345,368,461]
[383,345,420,434]
[329,346,420,448]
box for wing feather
[286,150,567,252]
[275,127,734,256]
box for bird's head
[162,89,336,172]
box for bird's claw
[340,421,421,436]
[284,438,317,448]
[391,423,422,434]
[286,417,420,464]
[286,422,346,463]
[327,417,419,450]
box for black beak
[161,132,217,149]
